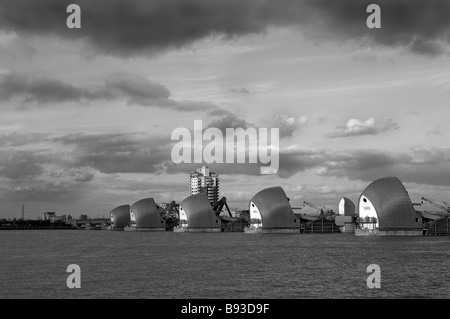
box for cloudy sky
[1,0,450,219]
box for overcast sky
[1,0,450,218]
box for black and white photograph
[0,0,449,307]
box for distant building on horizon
[189,166,219,205]
[42,212,56,221]
[42,212,67,223]
[50,215,67,223]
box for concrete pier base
[356,229,422,236]
[134,227,167,232]
[187,228,222,233]
[260,228,300,234]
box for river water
[0,230,449,299]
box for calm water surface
[1,230,449,299]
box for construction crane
[160,201,179,220]
[158,201,180,231]
[302,201,335,214]
[302,201,335,218]
[302,201,324,214]
[213,197,233,217]
[421,197,450,213]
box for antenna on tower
[22,205,24,220]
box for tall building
[189,166,219,205]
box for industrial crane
[302,201,336,218]
[160,201,179,220]
[213,197,233,218]
[421,197,450,213]
[158,201,180,231]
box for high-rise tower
[189,166,219,205]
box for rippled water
[1,230,449,299]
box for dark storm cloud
[95,73,232,114]
[105,74,226,115]
[0,71,167,105]
[410,38,446,56]
[53,132,174,174]
[0,180,84,202]
[0,150,48,179]
[3,132,450,203]
[53,131,270,176]
[53,132,141,147]
[0,71,121,105]
[1,0,449,57]
[295,0,450,56]
[177,100,230,115]
[327,118,398,138]
[105,73,171,105]
[0,132,47,147]
[164,145,450,182]
[278,148,406,178]
[0,72,84,104]
[0,0,274,57]
[277,148,328,178]
[279,147,450,186]
[2,131,449,186]
[0,71,230,114]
